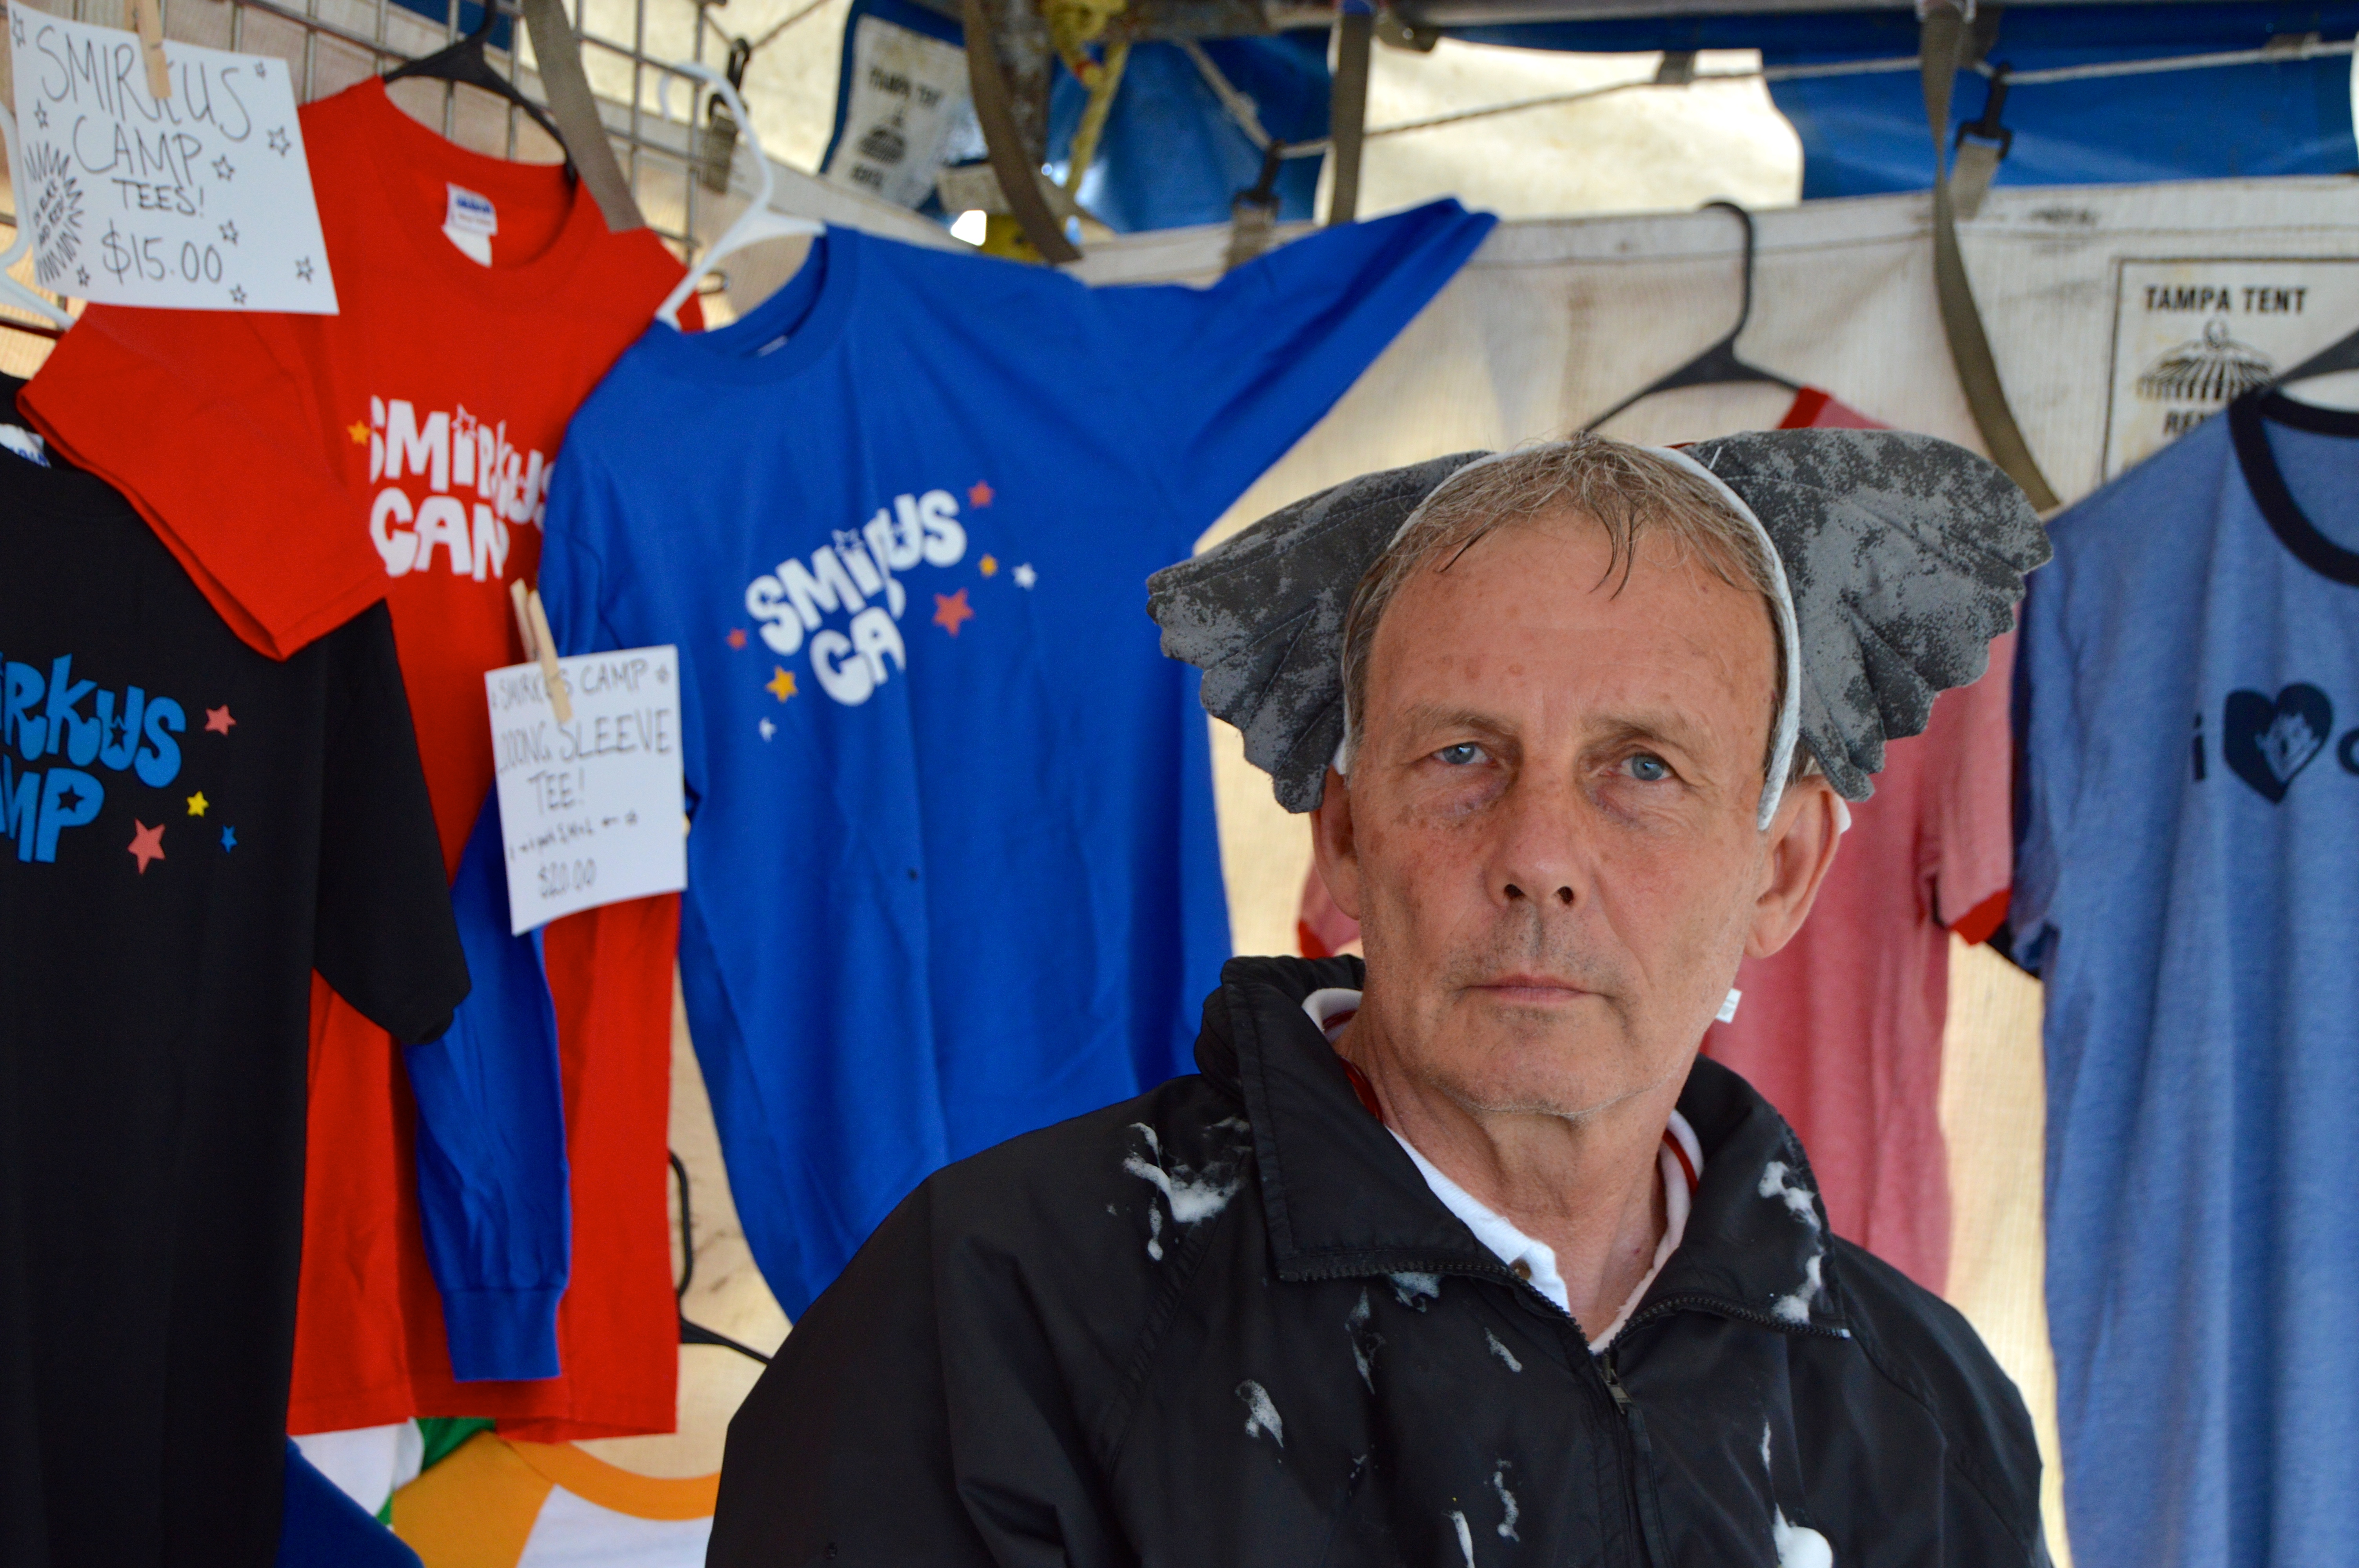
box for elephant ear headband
[1145,429,2050,828]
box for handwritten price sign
[485,646,687,935]
[9,1,336,311]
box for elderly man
[709,431,2053,1566]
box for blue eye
[1436,743,1485,766]
[1627,754,1670,782]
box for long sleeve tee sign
[22,78,689,1438]
[0,381,468,1568]
[2016,391,2359,1568]
[537,201,1496,1317]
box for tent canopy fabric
[822,0,2359,229]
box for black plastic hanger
[384,0,576,178]
[2273,323,2359,388]
[1582,200,1802,432]
[669,1152,772,1366]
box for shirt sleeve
[21,306,382,661]
[534,443,622,660]
[1923,627,2019,946]
[1088,200,1496,534]
[403,788,571,1382]
[311,601,471,1043]
[279,1439,426,1568]
[2008,556,2079,973]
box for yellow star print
[980,555,999,577]
[185,790,209,817]
[347,421,369,444]
[765,667,797,701]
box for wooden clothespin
[508,578,536,656]
[509,579,573,723]
[127,0,171,100]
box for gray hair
[1336,435,1804,789]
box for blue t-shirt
[538,204,1493,1315]
[2016,391,2359,1568]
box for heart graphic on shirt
[2221,684,2333,804]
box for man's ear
[1745,777,1844,960]
[1309,766,1365,923]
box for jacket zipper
[1426,1261,1679,1566]
[1599,1349,1677,1568]
[1595,1297,1843,1566]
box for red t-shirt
[25,79,687,1437]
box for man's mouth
[1467,974,1596,1004]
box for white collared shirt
[1302,987,1703,1351]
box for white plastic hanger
[0,108,77,332]
[654,60,822,330]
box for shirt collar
[1304,986,1701,1350]
[1196,956,1847,1340]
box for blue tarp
[821,1,2359,230]
[386,0,515,54]
[1461,2,2359,198]
[822,0,1327,228]
[1049,35,1330,230]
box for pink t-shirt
[1698,387,2012,1294]
[1702,632,2015,1294]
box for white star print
[1013,563,1037,588]
[758,718,776,741]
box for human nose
[1486,763,1581,911]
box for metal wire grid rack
[0,0,747,274]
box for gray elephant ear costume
[1145,429,2051,827]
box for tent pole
[1326,4,1373,223]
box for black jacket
[712,956,2046,1566]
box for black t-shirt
[0,379,468,1568]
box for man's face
[1315,511,1832,1122]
